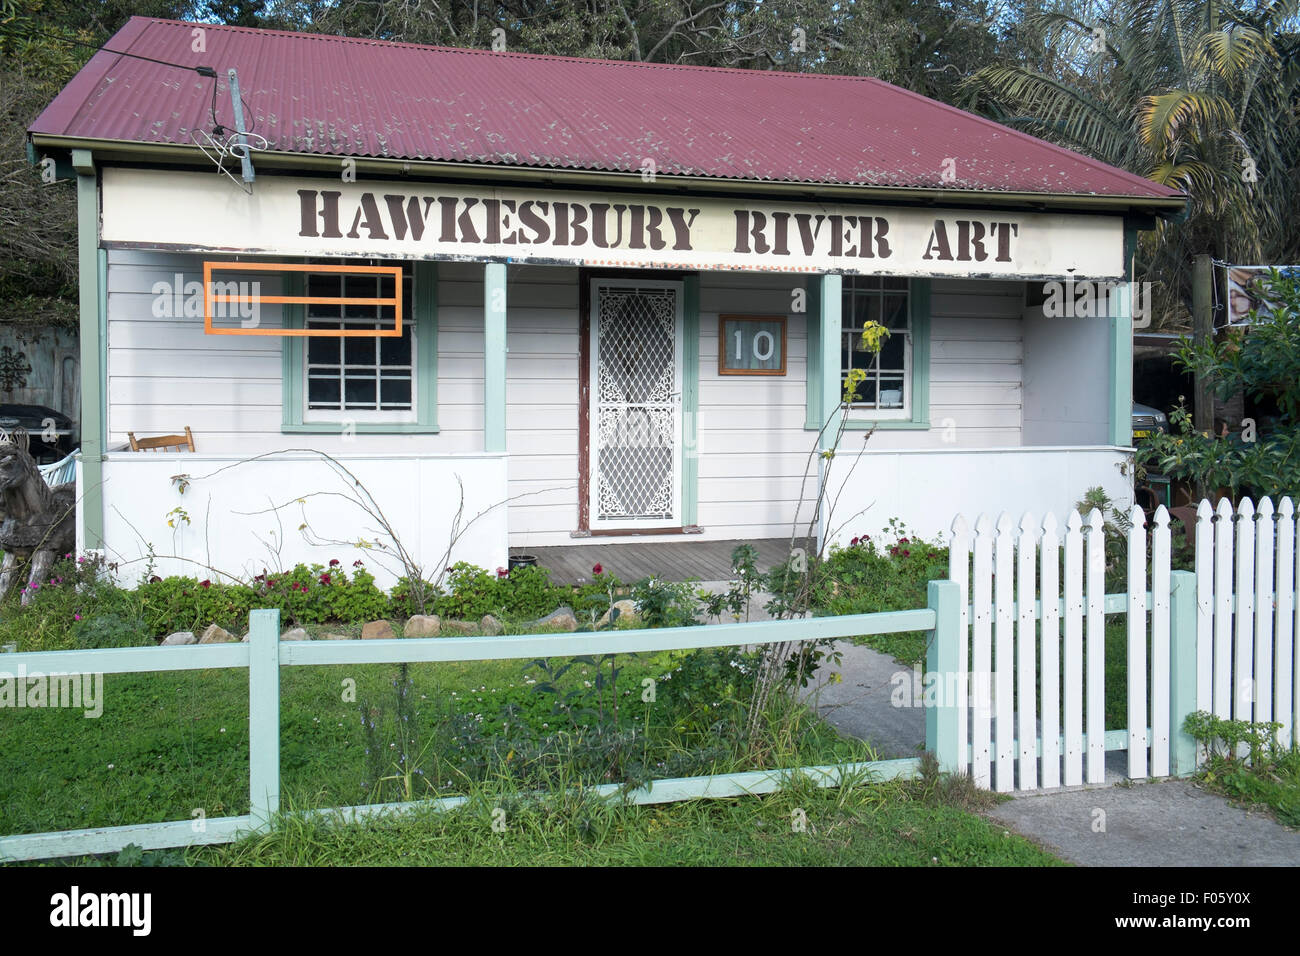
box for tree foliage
[964,0,1300,331]
[1138,269,1300,499]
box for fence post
[1168,571,1199,776]
[925,579,962,774]
[248,608,281,831]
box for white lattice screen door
[589,279,684,529]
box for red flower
[353,560,364,568]
[200,579,211,588]
[850,536,860,546]
[149,575,162,584]
[592,563,603,575]
[267,578,278,588]
[902,549,911,557]
[496,567,509,579]
[328,559,340,567]
[900,537,910,545]
[319,573,332,585]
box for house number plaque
[718,315,786,376]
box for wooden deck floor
[513,537,812,585]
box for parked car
[1131,402,1169,442]
[0,404,77,461]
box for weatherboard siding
[104,250,1025,548]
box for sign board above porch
[101,168,1125,280]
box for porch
[512,536,812,585]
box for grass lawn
[43,770,1063,867]
[0,651,873,837]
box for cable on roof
[6,24,255,137]
[0,25,216,75]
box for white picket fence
[1193,497,1298,746]
[941,497,1299,793]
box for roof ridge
[133,17,1167,196]
[132,16,910,83]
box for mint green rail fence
[0,594,951,863]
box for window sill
[282,423,440,435]
[804,418,929,431]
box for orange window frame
[203,261,404,337]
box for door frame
[576,268,698,536]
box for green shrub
[813,521,949,617]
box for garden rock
[161,631,196,646]
[403,614,441,637]
[198,624,236,644]
[280,628,309,641]
[361,620,395,640]
[439,619,477,636]
[480,614,503,636]
[598,600,639,627]
[529,606,578,632]
[322,632,352,641]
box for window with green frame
[805,276,931,431]
[282,259,439,434]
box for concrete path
[804,639,925,759]
[987,779,1300,866]
[805,639,1300,866]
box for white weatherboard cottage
[30,19,1188,585]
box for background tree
[964,0,1300,330]
[1138,269,1300,499]
[1,0,198,327]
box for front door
[588,278,683,530]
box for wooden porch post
[72,149,104,549]
[1108,280,1134,447]
[484,262,507,453]
[817,274,842,548]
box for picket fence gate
[930,497,1300,793]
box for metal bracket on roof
[228,69,255,185]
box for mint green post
[680,274,700,527]
[1108,264,1135,447]
[72,149,104,548]
[484,262,507,453]
[925,578,963,773]
[1168,570,1200,775]
[817,274,842,449]
[816,274,842,548]
[248,609,281,831]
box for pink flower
[74,613,81,622]
[496,567,509,579]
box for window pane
[381,330,412,365]
[880,334,906,369]
[307,376,340,407]
[307,274,339,299]
[380,376,412,408]
[344,378,377,407]
[344,337,375,366]
[307,336,340,365]
[882,294,908,329]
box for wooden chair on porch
[127,426,196,452]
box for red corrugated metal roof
[31,17,1182,200]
